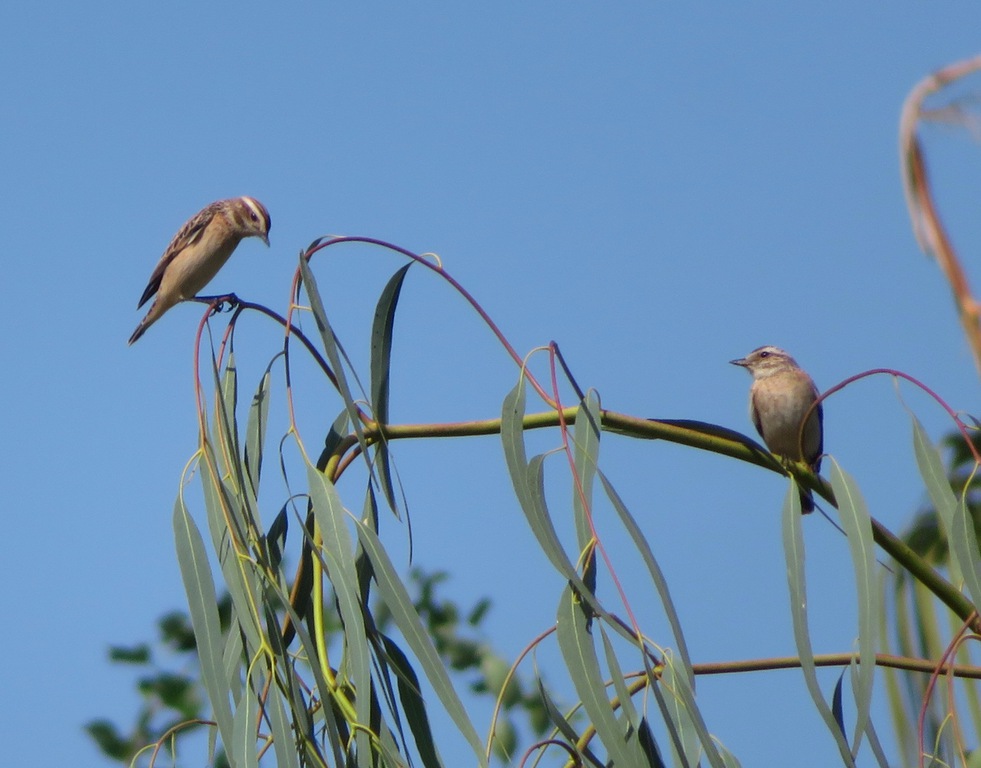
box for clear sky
[3,3,981,766]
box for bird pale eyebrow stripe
[241,196,269,229]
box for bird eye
[250,211,259,222]
[759,351,770,358]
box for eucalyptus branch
[693,652,981,679]
[366,408,978,633]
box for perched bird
[730,345,823,513]
[128,196,271,345]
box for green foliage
[881,420,981,767]
[95,236,981,767]
[86,601,229,762]
[88,573,541,765]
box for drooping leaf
[304,463,373,764]
[828,461,878,752]
[536,678,605,768]
[782,482,856,766]
[556,584,649,767]
[571,391,602,551]
[354,517,487,766]
[229,676,259,768]
[298,256,367,450]
[381,633,445,768]
[173,497,234,749]
[244,355,278,499]
[370,263,412,515]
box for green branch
[370,407,979,633]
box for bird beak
[729,357,748,367]
[260,234,270,246]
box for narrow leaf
[221,620,244,705]
[913,419,981,609]
[832,671,846,738]
[598,471,694,674]
[856,666,892,768]
[599,626,641,732]
[230,681,259,768]
[298,256,367,447]
[244,358,276,498]
[370,264,412,514]
[265,683,301,768]
[828,461,878,751]
[597,474,728,766]
[782,483,856,766]
[217,350,241,467]
[199,444,264,659]
[173,498,235,749]
[571,392,601,551]
[500,381,612,627]
[304,463,373,755]
[381,633,445,768]
[637,718,668,768]
[354,518,487,766]
[536,678,605,768]
[556,584,646,767]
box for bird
[730,345,823,513]
[128,196,271,345]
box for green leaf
[298,256,367,448]
[596,472,728,766]
[217,350,241,464]
[230,680,259,768]
[198,426,248,555]
[828,461,878,752]
[500,381,557,565]
[535,678,605,768]
[832,671,846,738]
[913,418,981,610]
[199,443,264,661]
[221,621,244,708]
[598,471,694,672]
[173,497,235,749]
[855,668,891,768]
[715,741,744,768]
[304,463,373,761]
[655,654,700,768]
[244,357,276,499]
[912,416,961,580]
[782,482,856,766]
[596,631,673,766]
[599,626,641,732]
[271,585,344,767]
[211,352,263,531]
[265,682,301,768]
[107,644,151,664]
[381,633,445,768]
[370,264,412,515]
[556,584,649,767]
[500,381,609,623]
[354,517,487,766]
[316,409,353,472]
[571,392,601,551]
[636,718,668,768]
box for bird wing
[750,389,765,442]
[810,394,824,473]
[135,210,213,309]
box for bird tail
[128,312,153,345]
[799,487,814,514]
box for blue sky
[3,3,981,766]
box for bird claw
[195,293,240,314]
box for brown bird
[128,196,271,345]
[730,345,823,513]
